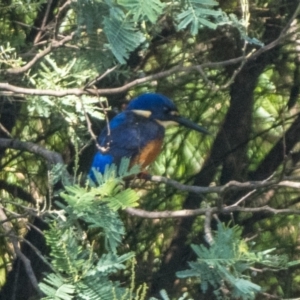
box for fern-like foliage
[74,0,258,64]
[176,223,289,300]
[58,159,140,253]
[44,224,89,276]
[39,273,75,300]
[89,156,141,186]
[0,43,24,68]
[39,159,144,299]
[103,14,145,65]
[42,220,136,298]
[117,0,165,23]
[176,0,225,35]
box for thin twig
[34,0,53,44]
[3,32,75,75]
[0,122,12,137]
[54,0,72,38]
[84,66,119,89]
[96,91,112,152]
[79,96,111,153]
[0,207,42,296]
[80,97,98,142]
[20,237,53,271]
[230,189,257,207]
[204,210,214,245]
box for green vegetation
[1,0,300,299]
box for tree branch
[0,180,36,204]
[0,138,64,165]
[2,136,300,197]
[149,174,300,194]
[2,33,75,75]
[0,23,297,97]
[125,205,300,219]
[0,206,43,297]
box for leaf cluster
[74,0,253,65]
[177,223,290,300]
[39,159,144,299]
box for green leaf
[94,252,135,273]
[107,188,139,210]
[231,278,261,300]
[287,260,300,267]
[103,15,145,64]
[117,0,165,23]
[40,274,75,300]
[77,276,125,300]
[176,269,200,278]
[176,0,224,35]
[176,223,288,299]
[190,0,218,5]
[90,157,140,186]
[159,289,170,300]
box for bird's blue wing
[89,112,142,177]
[89,111,164,178]
[89,152,114,175]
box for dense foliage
[1,0,300,299]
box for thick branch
[0,138,64,165]
[125,205,300,219]
[0,180,36,204]
[150,175,300,194]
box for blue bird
[89,93,209,178]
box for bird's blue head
[127,93,177,120]
[127,93,209,134]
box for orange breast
[131,139,163,169]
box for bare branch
[0,22,297,97]
[79,97,98,142]
[204,211,214,245]
[34,0,53,44]
[0,138,64,165]
[3,33,75,75]
[0,122,12,137]
[84,65,119,89]
[0,83,85,97]
[2,136,300,197]
[125,205,300,219]
[125,207,216,218]
[79,95,111,153]
[54,0,72,38]
[150,175,300,194]
[20,236,54,271]
[0,206,43,296]
[0,180,37,205]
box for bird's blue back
[89,97,166,177]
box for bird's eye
[163,106,178,116]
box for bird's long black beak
[171,115,210,135]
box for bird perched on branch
[89,93,209,178]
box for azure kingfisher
[89,93,209,178]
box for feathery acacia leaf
[176,223,289,299]
[103,16,145,64]
[117,0,165,23]
[176,0,224,34]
